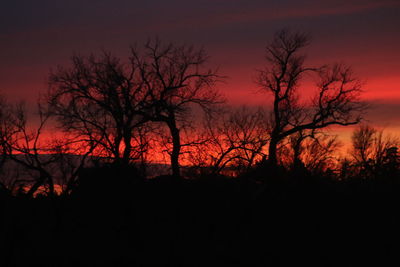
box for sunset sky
[1,0,400,147]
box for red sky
[1,0,400,146]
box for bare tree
[188,106,269,176]
[49,41,223,178]
[351,124,399,175]
[257,29,366,167]
[351,124,376,171]
[133,40,224,177]
[48,52,150,166]
[0,101,55,196]
[0,97,15,192]
[0,98,93,196]
[284,130,341,173]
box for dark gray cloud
[364,100,400,127]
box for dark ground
[1,166,400,266]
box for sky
[1,0,400,146]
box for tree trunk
[27,180,43,197]
[168,120,181,178]
[47,175,55,196]
[27,171,52,197]
[268,137,278,167]
[292,138,303,170]
[122,131,132,166]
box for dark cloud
[364,100,400,127]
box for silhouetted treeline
[0,30,374,196]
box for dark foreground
[1,167,399,266]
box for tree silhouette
[48,52,150,166]
[352,124,399,176]
[48,41,223,177]
[0,99,92,196]
[0,100,55,196]
[189,106,268,175]
[0,97,14,191]
[351,124,376,172]
[257,29,366,167]
[133,40,224,177]
[284,130,341,173]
